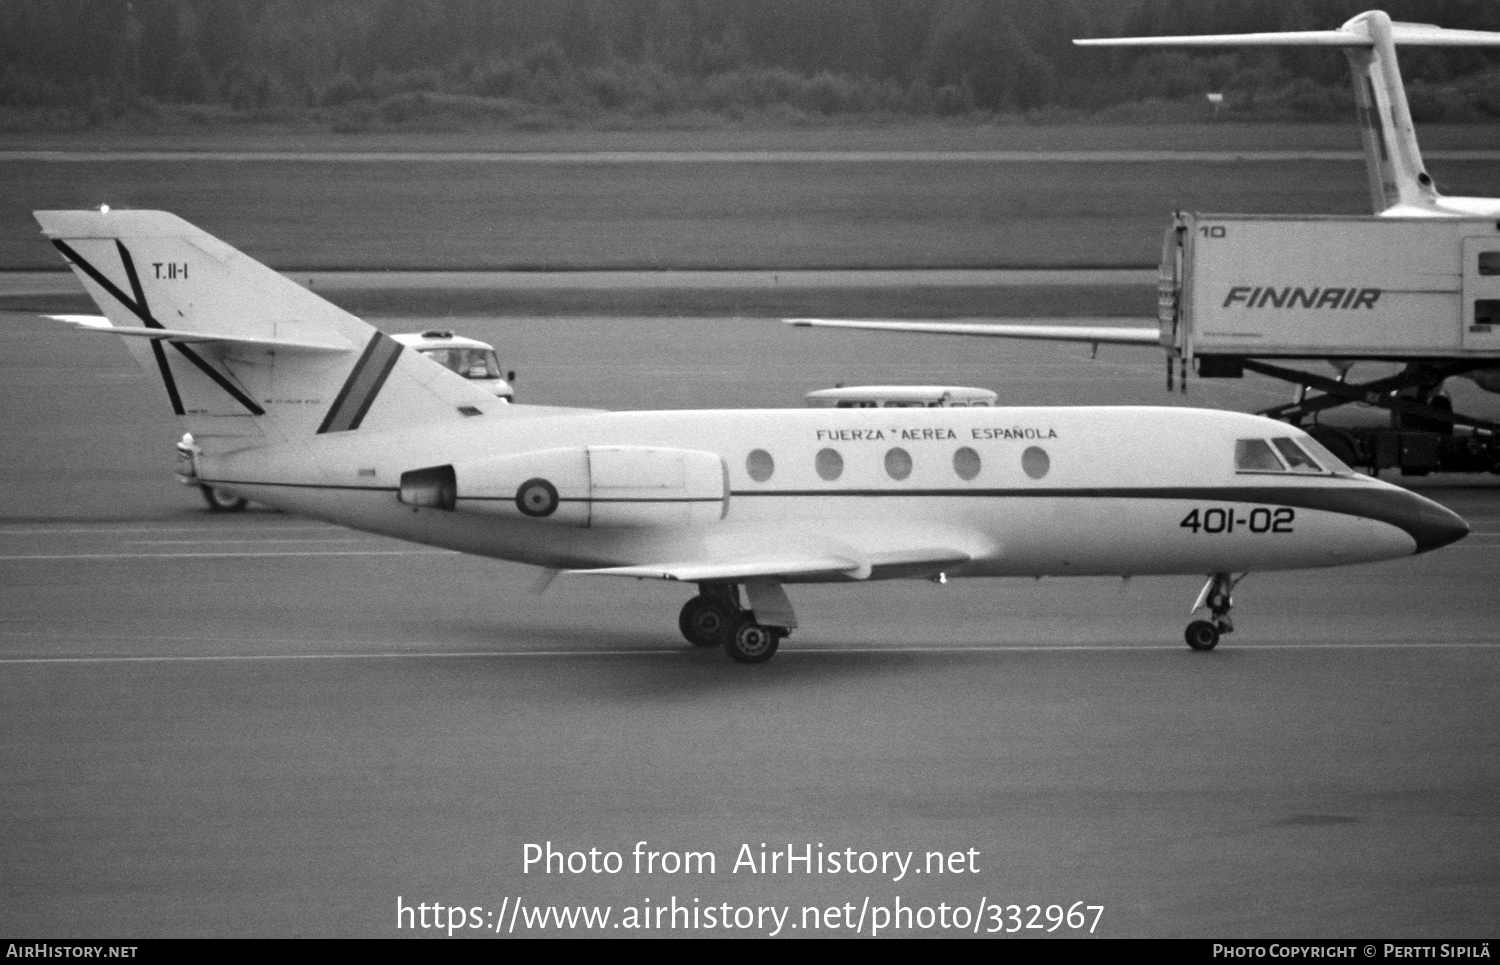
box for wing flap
[565,556,864,583]
[566,546,972,583]
[786,317,1162,346]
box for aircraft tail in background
[1076,9,1500,217]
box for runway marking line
[0,550,459,560]
[0,525,349,535]
[124,538,387,545]
[2,640,1498,665]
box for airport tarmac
[2,309,1498,937]
[4,148,1499,165]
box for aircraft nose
[1397,491,1470,554]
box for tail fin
[1076,10,1500,215]
[36,210,499,450]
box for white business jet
[35,209,1466,661]
[786,9,1500,348]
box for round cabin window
[953,447,981,480]
[1022,446,1050,480]
[815,448,844,481]
[884,447,912,481]
[746,449,774,482]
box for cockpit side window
[1294,436,1355,475]
[1271,438,1323,474]
[1234,438,1285,473]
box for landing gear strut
[677,581,794,663]
[1185,572,1243,651]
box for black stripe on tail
[317,332,403,434]
[51,239,264,416]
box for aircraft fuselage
[204,404,1461,580]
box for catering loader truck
[1160,212,1500,475]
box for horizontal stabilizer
[44,314,350,353]
[1075,24,1500,48]
[1078,30,1370,48]
[786,317,1161,346]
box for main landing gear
[677,581,794,664]
[1184,572,1243,651]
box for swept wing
[785,317,1161,347]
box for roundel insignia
[516,477,559,517]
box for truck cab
[391,329,514,401]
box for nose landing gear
[1185,572,1243,651]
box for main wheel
[678,596,733,647]
[725,615,780,664]
[200,485,248,512]
[1184,620,1220,651]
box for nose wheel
[1185,572,1243,651]
[1184,619,1222,651]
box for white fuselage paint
[204,405,1428,580]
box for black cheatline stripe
[730,485,1451,547]
[318,333,402,434]
[460,496,724,504]
[200,481,1462,550]
[202,479,398,492]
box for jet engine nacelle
[398,446,729,527]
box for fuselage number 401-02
[1180,507,1295,534]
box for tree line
[3,0,1498,128]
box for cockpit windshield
[1235,436,1352,476]
[1271,438,1323,473]
[1234,439,1285,472]
[1291,435,1354,475]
